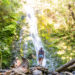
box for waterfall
[25,5,46,67]
[18,0,58,70]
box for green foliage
[0,0,75,69]
[25,42,36,67]
[37,0,75,68]
[0,0,21,68]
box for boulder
[72,71,75,75]
[33,69,42,75]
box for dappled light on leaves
[0,0,75,70]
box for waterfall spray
[19,0,57,70]
[25,5,46,66]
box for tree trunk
[68,64,75,70]
[56,59,75,72]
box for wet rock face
[14,58,22,68]
[21,57,29,69]
[12,67,29,74]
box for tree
[0,0,20,68]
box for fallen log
[30,66,48,75]
[68,64,75,70]
[56,59,75,72]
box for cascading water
[17,0,58,71]
[25,5,46,67]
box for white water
[25,5,46,66]
[18,0,58,70]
